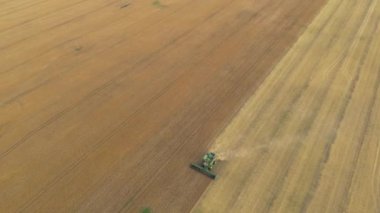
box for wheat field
[193,0,380,212]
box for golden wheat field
[193,0,380,212]
[1,0,379,212]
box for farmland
[1,0,379,212]
[193,0,380,212]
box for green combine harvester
[190,152,217,179]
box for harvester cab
[191,152,217,179]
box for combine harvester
[190,152,217,179]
